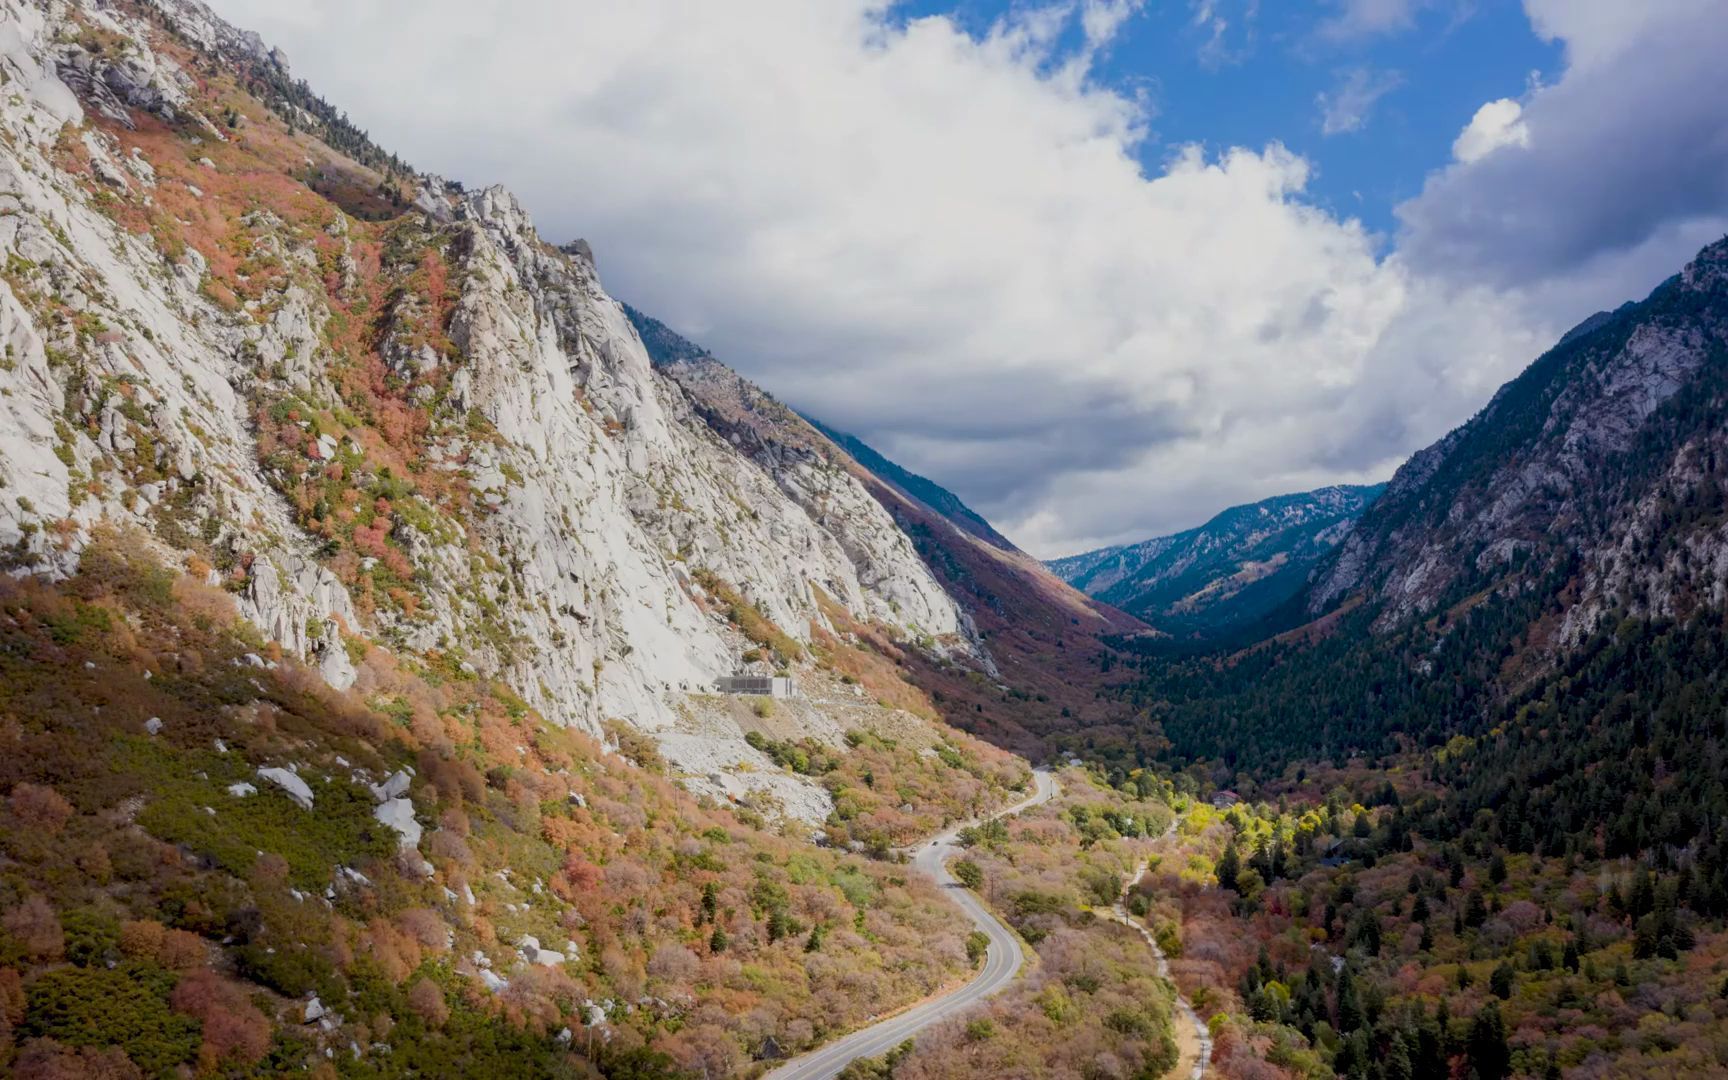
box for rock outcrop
[0,0,978,820]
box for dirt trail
[1104,833,1210,1078]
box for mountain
[623,304,1018,552]
[1070,238,1728,1080]
[1100,235,1728,777]
[0,2,1074,1073]
[1108,236,1728,764]
[1307,242,1728,643]
[622,302,712,368]
[1048,484,1385,636]
[0,0,1030,828]
[800,417,1018,551]
[621,306,1148,751]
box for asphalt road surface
[764,768,1059,1080]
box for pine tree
[1489,961,1514,1000]
[1336,964,1364,1033]
[1467,1001,1511,1080]
[1383,1031,1415,1080]
[1465,889,1489,928]
[1217,842,1242,891]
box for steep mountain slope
[621,307,981,659]
[800,418,1017,551]
[619,308,1147,750]
[0,0,997,821]
[1048,484,1384,635]
[0,3,1070,1075]
[1308,241,1728,644]
[810,428,1149,751]
[1102,234,1728,775]
[628,306,1016,552]
[0,533,1028,1076]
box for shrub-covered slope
[0,535,1029,1076]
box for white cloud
[1451,98,1529,163]
[1316,0,1423,41]
[1400,0,1728,296]
[1188,0,1258,68]
[1523,0,1721,71]
[1080,0,1145,53]
[203,0,1726,557]
[1317,67,1403,136]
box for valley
[0,1,1727,1079]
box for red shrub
[2,896,62,961]
[171,970,270,1068]
[8,783,74,835]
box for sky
[206,0,1728,557]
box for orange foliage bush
[8,784,73,835]
[170,969,271,1069]
[406,977,449,1029]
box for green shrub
[61,908,121,968]
[23,962,200,1074]
[965,930,990,965]
[952,860,984,891]
[235,939,340,1000]
[114,737,394,890]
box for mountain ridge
[1305,238,1728,644]
[618,304,1147,751]
[1049,483,1385,635]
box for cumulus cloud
[1317,67,1403,136]
[1451,99,1529,163]
[1398,0,1728,298]
[205,0,1728,556]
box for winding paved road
[765,768,1059,1080]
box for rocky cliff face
[1306,239,1728,647]
[1049,484,1384,635]
[620,309,1162,749]
[622,308,974,653]
[801,416,1018,552]
[0,0,977,818]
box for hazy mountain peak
[1048,483,1386,635]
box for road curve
[765,768,1059,1080]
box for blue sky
[898,0,1563,240]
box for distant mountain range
[1047,484,1385,636]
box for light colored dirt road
[1104,854,1211,1079]
[764,769,1059,1080]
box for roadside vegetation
[0,535,991,1076]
